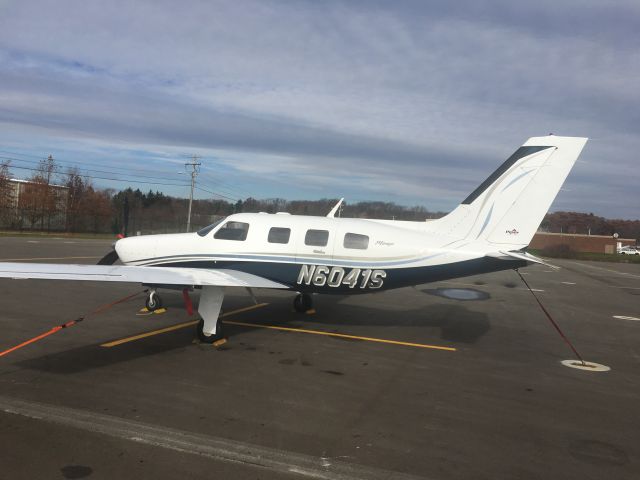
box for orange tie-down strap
[0,290,146,358]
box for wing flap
[0,263,288,289]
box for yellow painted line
[101,303,269,347]
[101,320,199,347]
[0,256,101,261]
[222,320,457,352]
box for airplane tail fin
[429,135,588,249]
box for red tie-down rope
[0,289,147,358]
[515,269,586,365]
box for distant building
[530,232,635,254]
[4,178,69,230]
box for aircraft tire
[197,318,224,343]
[145,292,162,311]
[293,293,313,313]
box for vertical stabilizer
[428,135,587,249]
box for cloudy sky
[0,0,638,218]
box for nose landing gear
[145,290,163,311]
[293,293,313,313]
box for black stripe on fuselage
[150,258,527,294]
[462,145,552,205]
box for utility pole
[185,155,201,232]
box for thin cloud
[0,0,638,218]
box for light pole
[185,155,201,232]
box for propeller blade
[97,249,119,265]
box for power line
[198,178,249,199]
[198,172,254,199]
[1,148,255,198]
[5,164,190,187]
[0,148,186,179]
[0,155,184,183]
[194,185,239,202]
[1,151,245,201]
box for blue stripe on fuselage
[149,257,526,293]
[132,251,448,268]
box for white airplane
[0,135,587,344]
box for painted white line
[561,282,577,285]
[519,288,544,292]
[63,241,77,244]
[543,270,555,273]
[26,240,39,244]
[0,396,420,480]
[613,315,640,322]
[567,261,640,279]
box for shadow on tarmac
[14,297,490,374]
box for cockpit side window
[214,221,250,241]
[196,218,226,237]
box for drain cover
[561,360,610,372]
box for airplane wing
[0,263,289,289]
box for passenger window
[214,221,249,241]
[305,229,329,247]
[268,227,291,244]
[344,233,369,250]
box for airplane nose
[114,238,128,263]
[114,237,143,264]
[115,236,158,265]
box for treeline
[112,192,446,234]
[1,157,638,239]
[0,157,112,232]
[0,157,445,234]
[540,211,640,240]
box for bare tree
[65,167,90,232]
[28,155,59,231]
[0,160,14,226]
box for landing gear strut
[197,318,224,343]
[195,286,225,344]
[145,290,162,311]
[293,293,313,313]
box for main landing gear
[197,317,225,343]
[145,290,163,311]
[293,293,313,313]
[196,285,226,344]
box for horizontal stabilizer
[487,251,560,269]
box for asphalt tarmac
[0,236,639,480]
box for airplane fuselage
[115,213,525,294]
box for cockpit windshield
[196,217,226,237]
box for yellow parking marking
[101,303,269,347]
[0,256,101,261]
[222,320,456,351]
